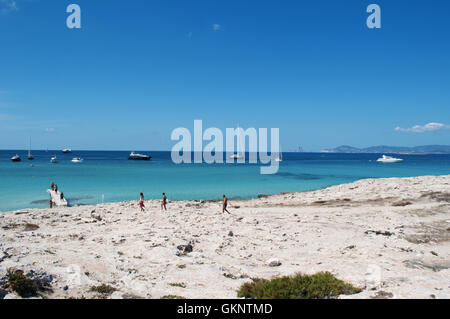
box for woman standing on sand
[139,193,145,212]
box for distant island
[321,145,450,154]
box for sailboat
[229,125,245,160]
[28,137,34,160]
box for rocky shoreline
[1,175,449,299]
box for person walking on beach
[50,182,55,191]
[139,193,145,212]
[54,184,58,193]
[161,193,167,211]
[222,195,230,214]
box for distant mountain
[321,145,450,154]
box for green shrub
[7,269,38,297]
[237,272,361,299]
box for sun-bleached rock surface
[0,175,449,299]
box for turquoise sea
[0,150,449,212]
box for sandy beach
[1,175,449,299]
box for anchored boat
[71,157,84,163]
[128,152,151,161]
[377,155,403,163]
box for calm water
[0,150,449,212]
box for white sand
[0,175,449,299]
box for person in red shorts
[139,192,145,212]
[161,193,167,211]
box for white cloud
[213,24,221,31]
[395,122,450,133]
[187,31,193,38]
[45,128,55,133]
[0,0,18,13]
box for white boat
[229,124,245,160]
[377,155,403,163]
[275,146,283,162]
[71,157,83,163]
[11,155,21,162]
[50,155,58,163]
[128,152,151,161]
[62,149,72,154]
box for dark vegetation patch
[5,269,52,298]
[237,272,361,299]
[1,223,39,232]
[23,224,39,231]
[364,230,394,237]
[89,284,116,295]
[392,200,412,207]
[312,198,352,207]
[2,224,20,230]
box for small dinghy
[50,156,58,163]
[11,155,21,162]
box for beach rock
[176,242,194,256]
[365,265,381,290]
[365,230,394,237]
[370,291,394,299]
[91,212,102,221]
[110,291,124,299]
[0,288,8,299]
[403,259,450,272]
[26,270,53,285]
[4,292,20,299]
[266,258,281,267]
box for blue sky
[0,0,449,151]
